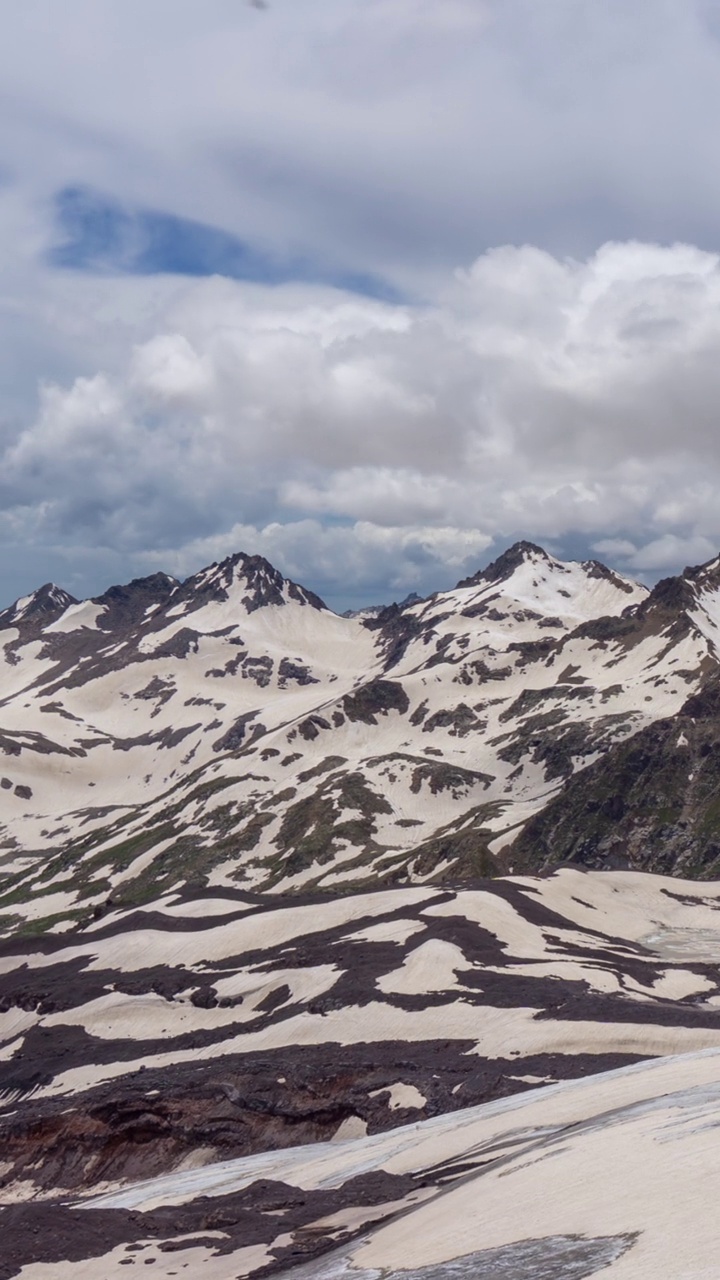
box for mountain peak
[182,551,328,614]
[456,541,551,590]
[0,582,78,630]
[95,572,178,606]
[636,552,720,620]
[92,573,179,630]
[684,553,720,592]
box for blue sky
[49,184,402,300]
[4,1,720,609]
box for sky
[5,1,720,609]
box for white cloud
[593,533,720,574]
[9,3,720,605]
[138,519,492,603]
[6,239,720,604]
[591,538,638,559]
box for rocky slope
[7,538,720,933]
[513,670,720,877]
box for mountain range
[2,539,720,935]
[6,541,720,1273]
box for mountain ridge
[1,540,720,936]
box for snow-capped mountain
[3,539,720,934]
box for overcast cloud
[4,1,720,608]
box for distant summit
[342,589,424,619]
[0,582,78,630]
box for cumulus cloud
[5,239,720,605]
[592,533,720,574]
[8,0,720,609]
[138,520,493,604]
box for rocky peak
[683,554,720,594]
[343,590,425,621]
[652,553,720,656]
[640,572,698,615]
[581,560,637,594]
[95,572,178,606]
[456,541,551,590]
[181,552,327,614]
[633,554,720,620]
[93,573,179,631]
[0,582,78,631]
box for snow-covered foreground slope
[6,952,720,1274]
[7,539,720,930]
[4,868,720,1276]
[70,1048,720,1280]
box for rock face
[512,672,720,876]
[7,540,720,931]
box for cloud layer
[6,2,720,286]
[4,240,720,606]
[5,4,720,604]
